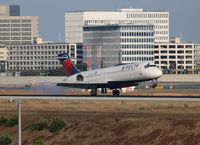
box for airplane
[57,53,163,96]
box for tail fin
[58,53,80,77]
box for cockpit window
[144,63,157,68]
[144,63,150,68]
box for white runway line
[0,96,200,102]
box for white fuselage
[63,62,162,84]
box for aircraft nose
[143,67,163,79]
[152,68,163,79]
[156,68,163,78]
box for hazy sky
[1,0,200,43]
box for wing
[57,81,139,89]
[57,81,108,89]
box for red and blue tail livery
[58,53,80,77]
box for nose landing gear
[151,79,158,88]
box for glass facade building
[120,25,154,64]
[83,24,154,69]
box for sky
[0,0,200,43]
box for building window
[161,50,167,54]
[161,45,167,48]
[169,50,175,54]
[177,50,184,54]
[169,56,176,59]
[161,61,167,64]
[186,45,192,48]
[169,45,175,48]
[186,50,192,54]
[161,56,167,59]
[177,45,184,48]
[186,61,192,64]
[154,45,159,48]
[154,50,159,54]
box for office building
[194,44,200,74]
[0,5,20,16]
[83,24,154,69]
[154,38,200,74]
[0,45,8,73]
[65,8,169,43]
[7,43,83,72]
[0,16,39,45]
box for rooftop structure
[0,5,20,16]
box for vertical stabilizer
[58,53,80,76]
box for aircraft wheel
[112,89,120,96]
[90,88,97,96]
[116,90,120,96]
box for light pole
[9,99,21,145]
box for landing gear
[112,89,120,96]
[101,88,107,94]
[151,79,158,88]
[90,88,97,96]
[90,88,120,96]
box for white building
[0,46,8,61]
[0,45,8,73]
[83,24,154,69]
[0,16,39,45]
[65,8,169,43]
[6,43,83,72]
[154,38,200,74]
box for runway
[1,94,200,102]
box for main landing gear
[90,88,107,96]
[90,88,120,96]
[90,88,97,96]
[112,89,120,96]
[101,88,107,94]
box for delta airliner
[57,53,162,96]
